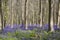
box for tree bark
[0,0,3,30]
[48,0,51,31]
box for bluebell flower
[12,24,18,29]
[53,25,58,30]
[19,24,25,28]
[44,24,49,28]
[28,26,33,30]
[3,27,15,33]
[3,25,16,33]
[33,24,40,27]
[18,24,22,27]
[3,25,11,30]
[28,24,40,30]
[40,24,49,31]
[4,25,11,28]
[20,27,26,30]
[28,24,37,30]
[33,24,37,27]
[28,24,33,27]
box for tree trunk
[0,0,3,30]
[49,0,51,31]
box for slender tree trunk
[48,0,51,31]
[40,0,43,27]
[0,0,3,30]
[58,4,60,27]
[38,0,41,24]
[24,0,27,29]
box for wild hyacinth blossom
[33,24,40,28]
[28,24,34,30]
[3,25,15,33]
[28,24,40,30]
[12,24,18,29]
[2,24,60,33]
[18,24,26,30]
[8,24,25,30]
[40,24,60,31]
[2,24,26,33]
[53,25,58,30]
[53,25,60,30]
[40,24,49,31]
[3,24,19,33]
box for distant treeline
[0,0,60,31]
